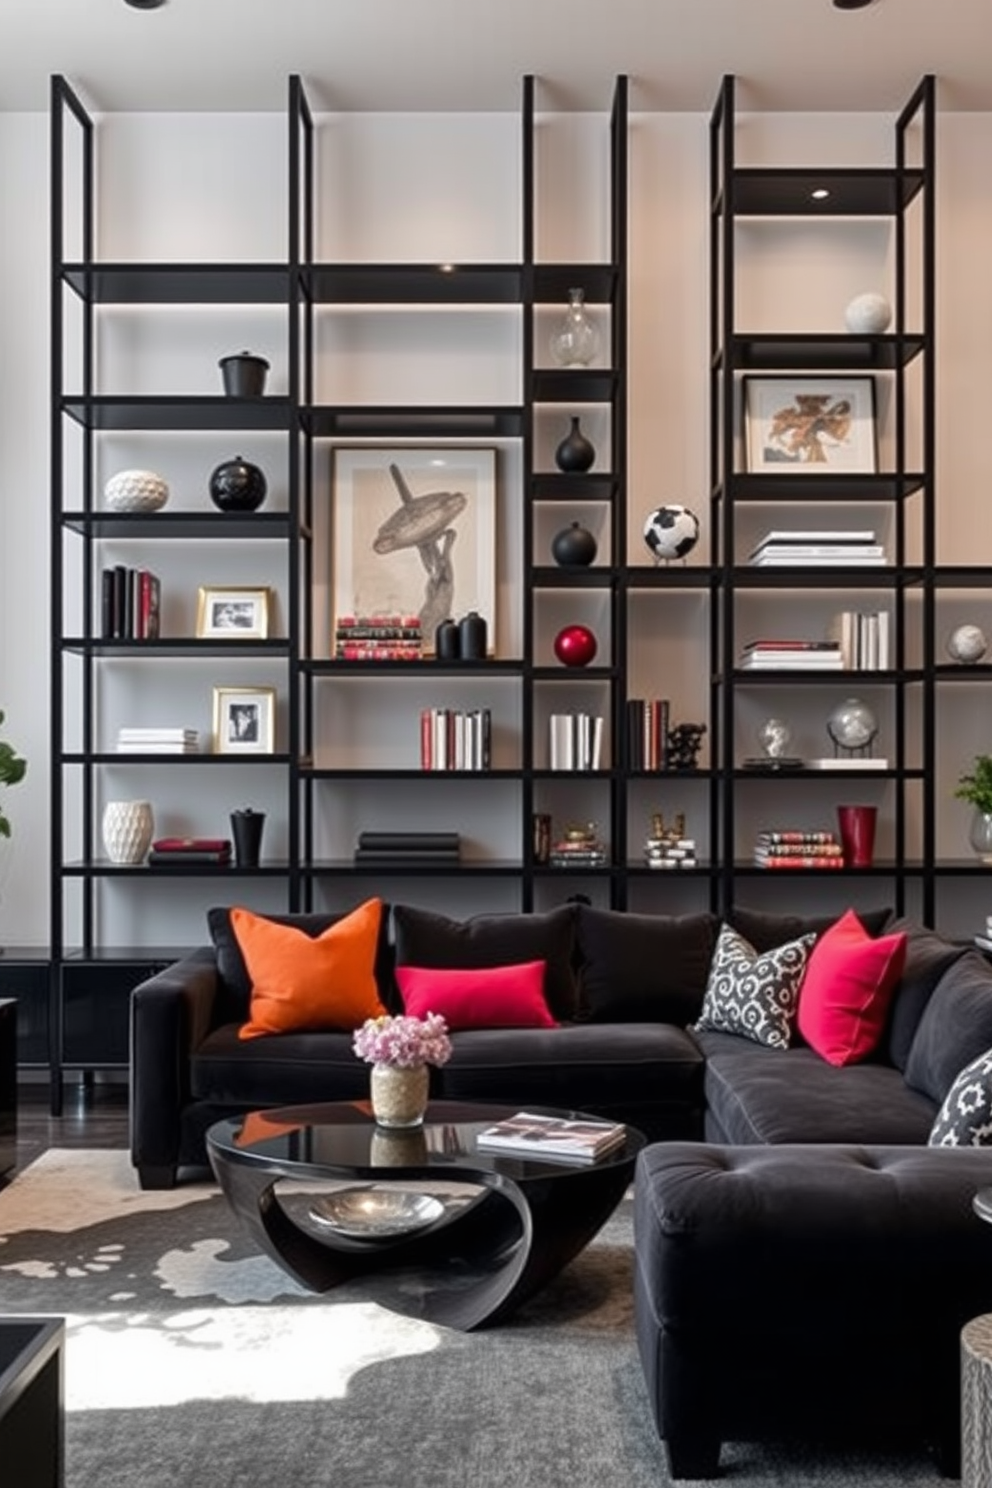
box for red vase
[554,624,598,668]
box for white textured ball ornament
[643,505,700,562]
[844,292,892,335]
[104,469,169,513]
[947,624,988,665]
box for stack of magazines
[117,727,199,753]
[748,529,886,567]
[475,1111,627,1164]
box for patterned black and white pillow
[694,922,817,1050]
[929,1047,992,1146]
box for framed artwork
[331,446,497,654]
[744,377,878,474]
[197,585,271,640]
[212,686,276,754]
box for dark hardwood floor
[11,1080,130,1178]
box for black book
[356,832,461,850]
[101,568,116,639]
[112,565,128,640]
[353,848,461,863]
[147,850,232,865]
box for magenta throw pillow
[395,960,556,1030]
[797,908,907,1066]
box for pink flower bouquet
[352,1012,452,1070]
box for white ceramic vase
[102,800,154,864]
[104,469,169,513]
[369,1064,429,1128]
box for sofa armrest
[129,947,220,1188]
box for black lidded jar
[209,455,268,513]
[458,611,487,661]
[435,619,460,661]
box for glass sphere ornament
[758,718,792,760]
[947,624,988,665]
[549,288,601,368]
[844,292,892,334]
[553,624,598,668]
[827,697,879,755]
[643,505,700,563]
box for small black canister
[458,611,487,661]
[435,619,460,661]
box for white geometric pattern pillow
[929,1047,992,1146]
[694,922,817,1050]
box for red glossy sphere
[554,624,598,667]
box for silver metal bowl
[308,1187,444,1239]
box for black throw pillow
[575,905,719,1023]
[727,905,893,956]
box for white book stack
[828,609,891,670]
[549,713,604,771]
[117,727,200,754]
[738,641,843,671]
[749,529,887,567]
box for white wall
[1,101,990,946]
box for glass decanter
[549,287,601,367]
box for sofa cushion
[234,899,388,1040]
[796,908,907,1066]
[395,960,557,1030]
[192,1023,372,1106]
[879,920,969,1072]
[905,951,992,1105]
[208,902,396,1023]
[574,905,719,1022]
[694,923,816,1050]
[929,1047,992,1147]
[391,903,579,1020]
[697,1029,938,1145]
[727,904,892,955]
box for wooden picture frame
[212,686,276,754]
[744,377,878,474]
[330,446,497,655]
[197,585,271,640]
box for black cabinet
[0,954,49,1068]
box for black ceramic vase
[219,352,269,397]
[551,521,597,567]
[554,417,595,473]
[458,611,488,661]
[230,809,265,867]
[209,455,268,513]
[435,619,459,660]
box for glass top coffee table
[207,1100,645,1330]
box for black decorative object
[667,722,707,771]
[458,611,487,661]
[551,522,597,568]
[554,417,595,473]
[434,619,459,661]
[209,455,268,513]
[230,809,265,868]
[219,352,269,397]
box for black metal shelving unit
[710,73,935,921]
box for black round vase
[209,455,268,513]
[554,417,595,474]
[551,521,597,568]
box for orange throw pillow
[235,898,387,1040]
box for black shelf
[305,405,522,438]
[61,860,295,877]
[726,168,925,217]
[307,263,523,304]
[725,473,926,503]
[62,262,292,304]
[298,767,521,780]
[729,333,926,371]
[301,659,524,677]
[531,474,618,502]
[61,511,294,540]
[301,859,524,877]
[61,638,291,658]
[62,752,293,765]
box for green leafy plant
[0,710,27,839]
[955,754,992,815]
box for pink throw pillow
[797,908,907,1066]
[395,960,557,1030]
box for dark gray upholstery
[905,950,992,1104]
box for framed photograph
[212,686,276,754]
[197,585,271,640]
[331,446,497,655]
[744,377,878,474]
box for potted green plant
[0,710,27,839]
[955,754,992,862]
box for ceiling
[2,0,991,114]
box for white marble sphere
[947,624,988,665]
[844,292,892,335]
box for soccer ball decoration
[553,624,598,668]
[643,505,700,563]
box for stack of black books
[353,832,460,866]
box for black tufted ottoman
[633,1142,992,1479]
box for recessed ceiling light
[832,0,876,9]
[124,0,167,9]
[811,188,831,200]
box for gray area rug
[0,1150,944,1487]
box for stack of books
[828,609,891,670]
[644,833,698,870]
[101,565,161,639]
[147,837,232,866]
[475,1111,627,1165]
[738,640,843,671]
[549,713,604,771]
[549,826,608,869]
[753,829,845,869]
[748,530,887,567]
[626,698,670,770]
[334,615,423,661]
[420,708,491,771]
[353,831,460,866]
[117,727,200,754]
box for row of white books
[749,529,886,567]
[419,708,491,772]
[828,609,891,670]
[549,712,605,771]
[116,727,200,754]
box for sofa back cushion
[727,904,892,955]
[208,903,396,1024]
[904,950,992,1104]
[391,903,579,1020]
[878,920,969,1071]
[574,905,719,1022]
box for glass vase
[969,810,992,864]
[549,288,601,368]
[370,1063,429,1128]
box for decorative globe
[947,624,988,665]
[844,292,892,335]
[827,697,879,753]
[553,624,598,668]
[104,469,169,513]
[643,505,700,562]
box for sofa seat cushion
[437,1023,704,1127]
[191,1023,374,1107]
[697,1029,937,1145]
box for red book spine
[420,709,432,770]
[758,857,846,869]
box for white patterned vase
[102,800,154,864]
[369,1064,429,1128]
[104,469,170,513]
